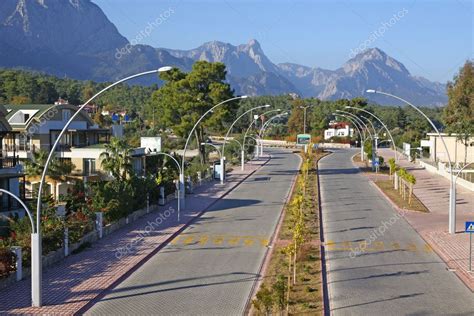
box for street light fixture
[243,109,281,158]
[345,106,398,162]
[181,96,248,202]
[33,67,173,307]
[333,113,367,161]
[366,89,457,234]
[221,104,271,177]
[299,105,312,134]
[259,112,289,155]
[152,152,183,221]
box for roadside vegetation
[252,147,327,315]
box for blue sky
[93,0,472,83]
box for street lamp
[345,106,398,162]
[259,112,289,156]
[336,109,377,168]
[221,104,271,178]
[152,152,182,222]
[299,105,312,134]
[333,113,368,161]
[243,109,281,158]
[33,67,173,307]
[200,142,224,184]
[181,96,248,205]
[367,89,457,234]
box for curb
[317,152,332,316]
[77,156,272,315]
[364,169,474,293]
[244,152,302,315]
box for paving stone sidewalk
[0,157,269,315]
[372,149,474,291]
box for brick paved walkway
[373,149,474,291]
[0,157,269,315]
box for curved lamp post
[259,112,289,156]
[243,109,281,158]
[334,113,368,161]
[181,96,248,205]
[33,67,172,307]
[334,112,368,141]
[335,110,373,139]
[345,106,398,162]
[153,152,182,221]
[367,89,457,234]
[220,104,271,178]
[336,110,377,167]
[200,142,224,183]
[0,189,36,304]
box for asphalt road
[86,148,301,315]
[319,149,473,316]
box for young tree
[443,61,474,165]
[149,61,235,163]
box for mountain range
[0,0,448,106]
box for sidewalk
[0,157,270,315]
[374,148,474,291]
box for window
[62,110,71,121]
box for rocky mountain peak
[344,47,409,75]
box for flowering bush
[0,247,16,278]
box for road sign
[466,221,474,233]
[296,134,311,146]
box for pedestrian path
[0,157,269,315]
[374,149,473,291]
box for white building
[422,133,474,164]
[324,121,353,140]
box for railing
[0,156,18,169]
[3,144,34,152]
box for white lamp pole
[221,104,271,179]
[334,113,368,161]
[153,152,182,221]
[243,109,281,159]
[181,96,247,206]
[345,106,398,162]
[33,67,172,307]
[299,105,311,134]
[367,89,457,234]
[258,112,289,155]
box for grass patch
[375,180,429,213]
[252,150,327,315]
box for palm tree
[99,137,133,181]
[24,149,75,199]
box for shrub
[0,247,16,278]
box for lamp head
[366,89,376,94]
[158,66,173,72]
[264,104,271,108]
[240,95,249,99]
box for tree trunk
[287,252,291,314]
[194,129,204,165]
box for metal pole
[181,96,247,207]
[221,105,270,182]
[469,233,472,272]
[367,90,456,234]
[345,106,398,162]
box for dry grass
[375,180,429,213]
